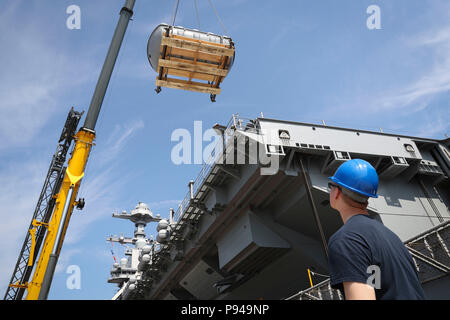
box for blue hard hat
[328,159,378,198]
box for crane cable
[307,268,330,288]
[194,0,201,29]
[171,0,228,35]
[310,270,330,278]
[207,0,228,35]
[171,0,180,26]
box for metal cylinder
[169,208,175,225]
[83,0,136,130]
[52,187,74,256]
[189,180,194,200]
[38,186,74,300]
[147,24,235,73]
[37,254,58,300]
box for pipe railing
[172,114,250,222]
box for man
[327,159,425,300]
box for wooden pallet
[155,32,235,98]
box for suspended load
[147,24,235,101]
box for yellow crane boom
[26,130,94,299]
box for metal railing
[285,279,343,300]
[405,220,450,284]
[139,114,262,290]
[172,114,256,222]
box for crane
[4,0,136,300]
[4,0,235,300]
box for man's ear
[333,187,341,201]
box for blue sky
[0,0,449,299]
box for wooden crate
[155,32,235,100]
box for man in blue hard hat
[327,159,425,300]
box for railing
[172,114,256,222]
[405,220,450,284]
[231,114,260,134]
[285,279,343,300]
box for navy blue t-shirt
[328,214,425,300]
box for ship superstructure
[109,114,450,300]
[107,202,162,299]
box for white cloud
[146,199,182,212]
[0,2,95,150]
[93,119,145,166]
[55,248,82,274]
[373,26,450,112]
[321,17,450,138]
[415,116,449,138]
[0,159,49,293]
[412,26,450,47]
[65,161,136,245]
